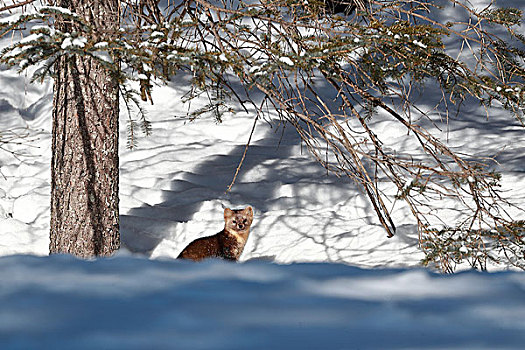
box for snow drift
[2,254,525,350]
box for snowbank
[1,254,525,350]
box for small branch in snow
[226,115,258,193]
[0,0,36,13]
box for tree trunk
[49,0,120,257]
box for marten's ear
[224,208,233,219]
[244,206,253,218]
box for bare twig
[0,0,36,13]
[226,115,258,192]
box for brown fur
[177,206,253,261]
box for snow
[19,33,45,44]
[1,0,525,348]
[71,37,87,48]
[1,254,525,349]
[92,50,113,63]
[412,39,427,49]
[40,6,76,17]
[61,36,87,49]
[0,13,21,24]
[94,41,108,48]
[60,37,72,49]
[278,56,294,66]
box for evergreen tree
[48,0,120,257]
[2,0,120,257]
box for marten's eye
[243,219,247,224]
[232,220,236,224]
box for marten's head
[224,206,253,234]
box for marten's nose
[238,223,245,230]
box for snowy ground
[2,62,525,268]
[0,63,432,266]
[1,0,525,349]
[2,254,525,349]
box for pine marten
[177,206,253,261]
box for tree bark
[49,0,120,257]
